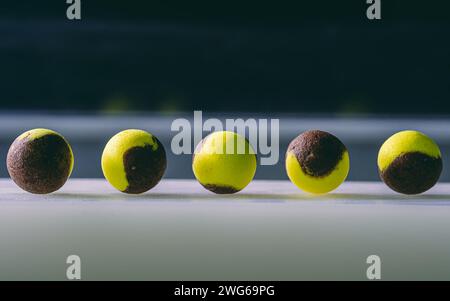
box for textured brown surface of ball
[381,152,442,194]
[122,144,166,194]
[288,130,346,177]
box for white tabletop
[1,179,450,280]
[2,178,450,200]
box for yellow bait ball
[378,130,442,194]
[192,131,257,194]
[101,129,167,194]
[285,130,350,194]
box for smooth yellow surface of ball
[192,131,257,194]
[101,129,166,194]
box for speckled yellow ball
[285,130,350,194]
[7,128,74,194]
[101,129,167,194]
[378,130,442,194]
[192,131,257,194]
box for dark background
[1,0,449,114]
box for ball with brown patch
[192,131,257,194]
[101,129,167,194]
[7,128,74,194]
[285,130,350,194]
[378,130,442,194]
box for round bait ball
[378,130,442,195]
[101,129,167,194]
[285,130,350,194]
[192,131,257,194]
[7,128,74,194]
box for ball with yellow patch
[101,129,167,194]
[192,131,257,194]
[378,130,442,194]
[7,128,74,194]
[285,130,350,194]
